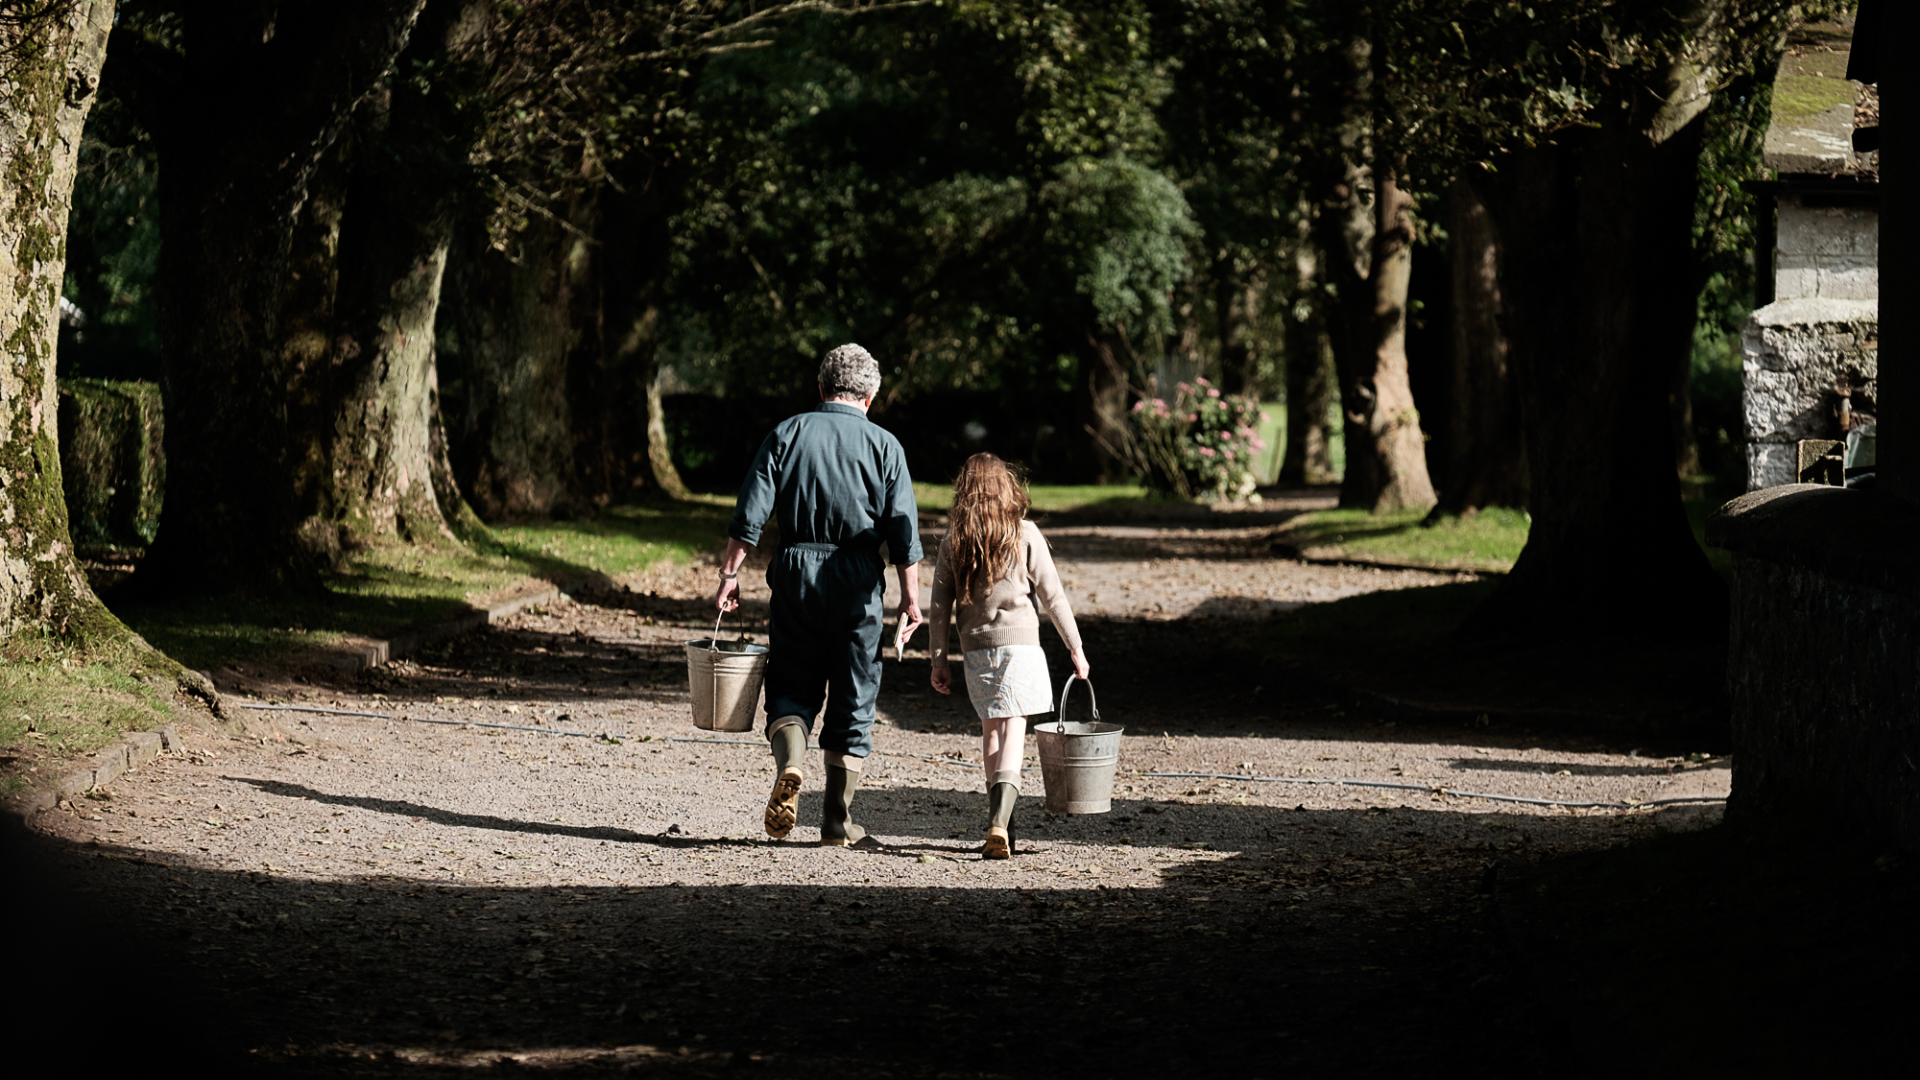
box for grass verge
[111,498,732,673]
[1274,495,1737,577]
[1273,506,1529,571]
[0,632,176,801]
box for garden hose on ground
[234,702,1723,811]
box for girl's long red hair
[946,453,1030,606]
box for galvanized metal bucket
[686,612,769,733]
[1034,677,1123,814]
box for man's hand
[930,662,952,695]
[896,596,925,645]
[715,537,752,613]
[1071,650,1090,681]
[894,561,924,644]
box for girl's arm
[928,536,957,694]
[1027,526,1089,677]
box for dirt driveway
[22,516,1728,1077]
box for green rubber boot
[820,764,869,847]
[983,779,1019,859]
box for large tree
[0,0,215,711]
[106,0,428,595]
[1460,0,1802,635]
[1,0,120,636]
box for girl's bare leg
[981,716,1026,858]
[981,714,1027,785]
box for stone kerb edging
[4,723,187,831]
[5,580,591,830]
[331,581,581,672]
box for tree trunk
[0,1,117,638]
[286,3,484,553]
[1216,257,1259,396]
[134,1,427,594]
[1429,177,1528,518]
[1335,166,1436,513]
[1078,325,1136,483]
[590,164,688,502]
[440,211,586,521]
[1281,278,1337,486]
[1467,57,1725,638]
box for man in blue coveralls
[715,344,924,846]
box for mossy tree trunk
[441,211,587,521]
[284,8,482,555]
[0,0,116,638]
[128,1,425,595]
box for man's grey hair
[819,343,882,401]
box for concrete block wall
[1741,296,1878,489]
[1774,198,1879,301]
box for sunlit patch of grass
[1772,74,1852,119]
[912,482,1156,513]
[116,498,732,671]
[0,632,173,770]
[1276,496,1734,578]
[1275,506,1530,571]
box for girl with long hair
[929,453,1089,858]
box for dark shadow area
[1252,582,1733,752]
[20,799,1900,1078]
[1499,818,1918,1077]
[11,797,1622,1078]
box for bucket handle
[707,610,726,653]
[1055,675,1100,725]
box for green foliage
[1131,377,1267,500]
[58,97,162,380]
[1690,67,1778,488]
[665,0,1190,401]
[57,379,164,548]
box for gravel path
[28,523,1729,1076]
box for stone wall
[1775,197,1878,300]
[1708,486,1920,849]
[1741,298,1878,489]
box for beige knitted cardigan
[928,520,1083,659]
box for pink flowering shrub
[1130,377,1266,500]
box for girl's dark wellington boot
[983,781,1018,859]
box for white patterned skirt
[961,645,1055,720]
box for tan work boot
[763,719,807,840]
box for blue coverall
[727,402,922,758]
